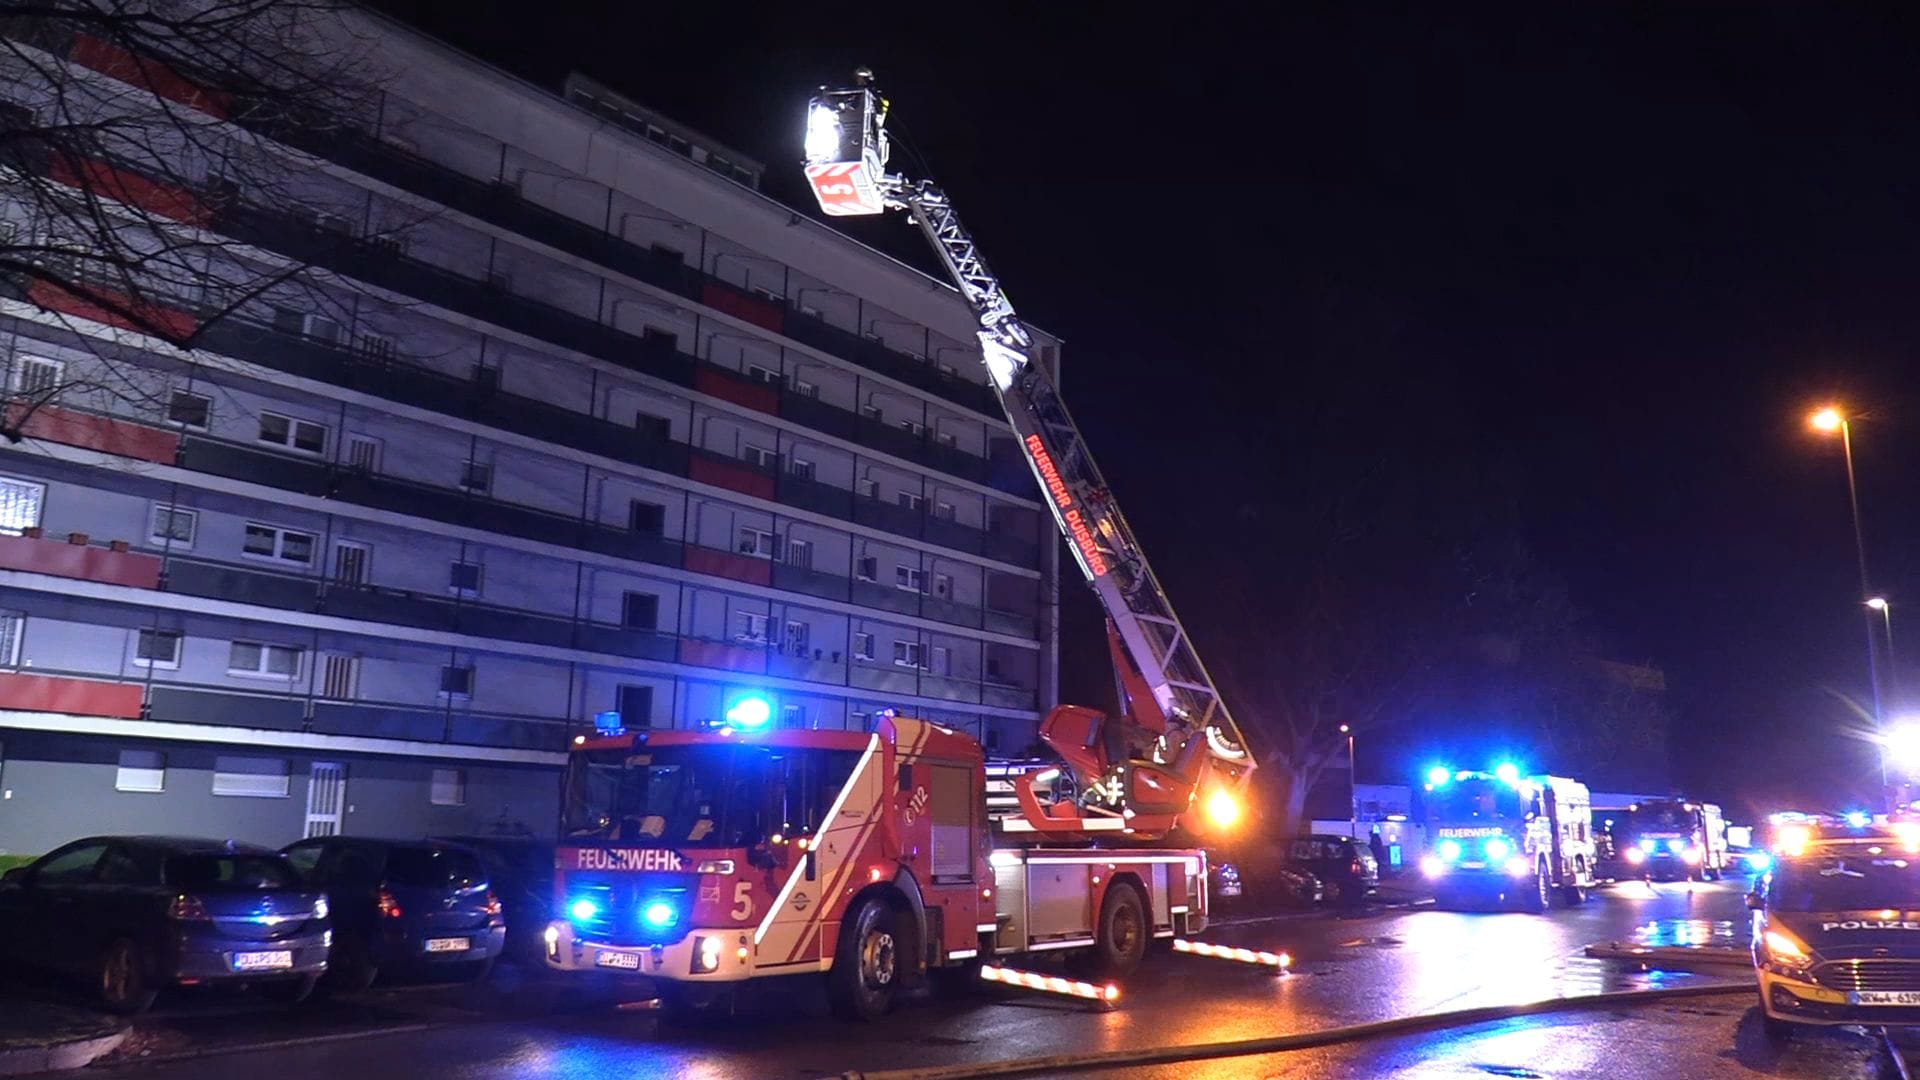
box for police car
[1749,820,1920,1039]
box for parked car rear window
[385,847,484,889]
[165,855,300,891]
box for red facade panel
[693,367,778,416]
[25,280,200,343]
[0,672,143,719]
[688,455,775,501]
[11,405,179,465]
[0,533,162,589]
[678,639,768,673]
[68,34,232,118]
[683,546,773,587]
[49,156,211,226]
[700,282,786,334]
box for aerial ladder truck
[541,71,1257,1021]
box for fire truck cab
[1420,764,1598,912]
[543,707,1208,1019]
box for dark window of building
[629,500,665,535]
[440,665,474,697]
[617,684,653,728]
[167,390,210,429]
[635,412,671,442]
[622,591,659,630]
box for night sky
[376,2,1920,817]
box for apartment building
[0,13,1058,855]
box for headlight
[1763,928,1811,967]
[692,935,723,974]
[1625,848,1646,865]
[1639,838,1657,853]
[312,896,329,920]
[1420,855,1447,878]
[1667,839,1686,854]
[1682,846,1704,865]
[642,900,677,929]
[1504,856,1531,877]
[1438,839,1463,862]
[1484,838,1511,861]
[569,898,599,922]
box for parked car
[0,837,329,1013]
[430,834,553,965]
[1284,835,1379,907]
[282,837,504,989]
[1208,848,1323,911]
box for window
[0,609,19,666]
[851,710,872,731]
[931,646,951,676]
[459,459,492,493]
[622,591,659,630]
[635,412,671,442]
[734,611,770,643]
[332,541,370,585]
[13,355,62,396]
[629,499,666,535]
[257,412,327,455]
[320,654,358,698]
[243,523,316,565]
[746,363,779,385]
[737,527,778,559]
[472,364,501,392]
[212,756,290,798]
[780,704,806,729]
[933,502,956,521]
[617,684,654,727]
[148,505,196,548]
[274,309,342,345]
[134,628,181,669]
[784,537,813,569]
[934,573,953,598]
[167,389,211,429]
[449,561,482,596]
[346,435,381,472]
[440,665,474,698]
[788,456,815,481]
[896,566,926,593]
[430,768,466,806]
[743,444,777,470]
[641,325,679,349]
[898,491,923,512]
[33,843,108,883]
[855,556,878,582]
[853,632,875,661]
[115,749,165,793]
[857,478,878,499]
[893,640,924,668]
[986,657,1005,681]
[228,640,302,679]
[783,620,810,654]
[0,475,44,535]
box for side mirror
[747,843,778,871]
[1745,890,1765,911]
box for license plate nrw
[231,950,293,971]
[424,937,471,953]
[596,950,641,970]
[1852,990,1920,1006]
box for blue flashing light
[569,898,598,922]
[725,695,774,730]
[641,901,677,929]
[594,710,625,736]
[1484,837,1511,861]
[1437,839,1463,862]
[1493,762,1521,785]
[1638,837,1656,852]
[1846,810,1872,829]
[1746,850,1773,873]
[1426,766,1452,788]
[1666,838,1686,854]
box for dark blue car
[282,837,504,989]
[0,837,330,1013]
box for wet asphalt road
[69,876,1897,1079]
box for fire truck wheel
[1523,861,1550,913]
[1087,884,1148,978]
[829,898,900,1021]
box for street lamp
[1808,405,1885,756]
[1340,723,1356,837]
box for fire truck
[541,72,1254,1020]
[1418,763,1598,912]
[1621,798,1729,881]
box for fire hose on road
[832,981,1757,1080]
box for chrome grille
[1814,959,1920,992]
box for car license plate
[1851,991,1920,1006]
[423,937,470,953]
[231,950,293,971]
[596,950,641,970]
[1219,883,1243,898]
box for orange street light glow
[1809,407,1844,434]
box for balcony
[148,685,305,731]
[0,532,160,589]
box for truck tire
[1086,884,1148,978]
[829,898,900,1021]
[1522,861,1551,913]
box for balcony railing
[140,680,572,751]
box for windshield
[562,744,860,848]
[1771,852,1920,911]
[164,855,300,891]
[1630,801,1696,834]
[386,847,485,890]
[1429,779,1525,824]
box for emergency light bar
[1172,939,1291,972]
[979,963,1119,1005]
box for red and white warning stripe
[980,964,1119,1004]
[1172,939,1291,970]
